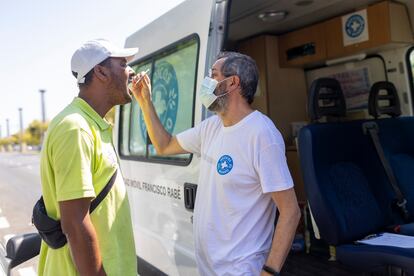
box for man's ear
[231,75,240,88]
[93,65,110,83]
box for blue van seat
[367,82,414,218]
[299,122,395,241]
[337,244,414,273]
[298,78,414,274]
[370,118,414,217]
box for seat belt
[362,121,411,222]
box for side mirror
[5,233,41,272]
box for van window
[306,56,386,115]
[119,35,199,164]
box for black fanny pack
[32,170,118,249]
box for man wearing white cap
[38,39,138,276]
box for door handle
[184,183,197,210]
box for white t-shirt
[176,110,294,276]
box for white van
[115,0,414,275]
[2,1,414,275]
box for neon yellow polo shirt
[38,97,136,276]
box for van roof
[228,0,414,41]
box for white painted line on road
[18,267,37,276]
[0,217,10,229]
[3,234,15,245]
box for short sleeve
[52,127,96,201]
[255,143,294,193]
[176,123,203,155]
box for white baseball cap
[71,38,138,84]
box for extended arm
[130,72,187,155]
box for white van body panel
[114,0,214,275]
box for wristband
[262,264,280,276]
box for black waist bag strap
[89,170,118,213]
[363,122,410,222]
[33,170,118,249]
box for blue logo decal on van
[139,61,179,142]
[345,14,365,38]
[217,155,233,175]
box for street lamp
[39,89,47,145]
[18,108,23,152]
[6,119,10,137]
[39,89,46,123]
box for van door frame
[202,0,231,120]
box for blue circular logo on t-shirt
[217,155,233,175]
[345,14,365,38]
[139,61,179,142]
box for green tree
[0,136,17,146]
[0,120,49,149]
[26,120,49,145]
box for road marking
[3,234,15,244]
[18,267,37,276]
[0,217,10,229]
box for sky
[0,0,185,136]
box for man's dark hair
[72,57,112,88]
[216,51,259,104]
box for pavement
[0,152,41,276]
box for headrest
[368,81,401,119]
[308,78,346,122]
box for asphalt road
[0,152,41,276]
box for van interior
[223,0,414,275]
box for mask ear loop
[215,76,236,98]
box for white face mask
[199,76,232,108]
